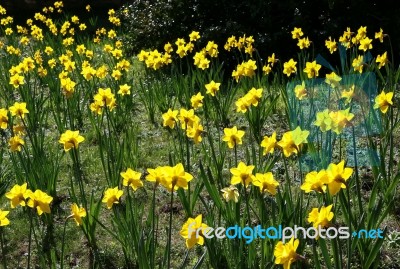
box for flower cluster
[6,183,53,215]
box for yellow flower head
[261,132,277,155]
[162,163,193,191]
[329,108,354,134]
[253,172,279,195]
[325,37,337,54]
[230,161,255,187]
[245,87,263,107]
[121,168,143,191]
[118,84,131,96]
[358,37,373,52]
[9,102,29,119]
[262,64,272,75]
[61,77,76,98]
[277,126,309,157]
[283,59,297,77]
[300,170,329,193]
[268,53,278,67]
[205,41,218,57]
[352,55,364,73]
[59,130,85,151]
[9,136,25,152]
[374,90,393,114]
[9,74,25,88]
[326,160,353,195]
[291,27,303,39]
[180,214,208,249]
[222,126,245,149]
[70,203,86,226]
[235,96,251,113]
[314,109,332,132]
[93,88,116,111]
[205,80,221,96]
[221,185,239,203]
[375,28,385,43]
[162,109,179,129]
[26,189,53,215]
[308,204,334,229]
[0,108,8,130]
[341,85,355,104]
[186,121,204,144]
[297,37,311,49]
[303,61,321,78]
[6,183,30,208]
[178,108,198,129]
[0,210,10,227]
[190,92,204,109]
[189,31,200,41]
[102,187,123,209]
[164,42,173,53]
[294,81,307,100]
[146,166,168,185]
[274,237,300,269]
[376,52,388,69]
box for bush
[121,0,400,64]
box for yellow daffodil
[274,237,300,269]
[0,108,8,129]
[374,90,393,114]
[9,102,29,119]
[205,80,221,96]
[9,136,25,152]
[300,170,329,193]
[352,55,364,73]
[26,189,53,215]
[180,214,208,249]
[308,204,334,228]
[277,126,309,157]
[294,81,307,100]
[59,130,85,151]
[221,185,239,203]
[5,183,30,208]
[0,210,10,226]
[261,132,277,155]
[253,172,279,195]
[326,160,353,195]
[325,37,337,54]
[314,109,332,132]
[70,203,86,226]
[118,84,131,96]
[291,27,303,39]
[283,59,297,77]
[121,168,143,191]
[162,163,193,191]
[230,162,255,187]
[190,92,204,109]
[102,187,123,209]
[222,126,245,149]
[376,52,388,69]
[162,109,179,129]
[303,61,321,78]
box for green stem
[60,219,69,269]
[351,126,363,214]
[185,125,191,215]
[167,189,174,269]
[234,144,238,166]
[1,228,7,269]
[243,185,251,225]
[27,211,33,269]
[151,184,157,269]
